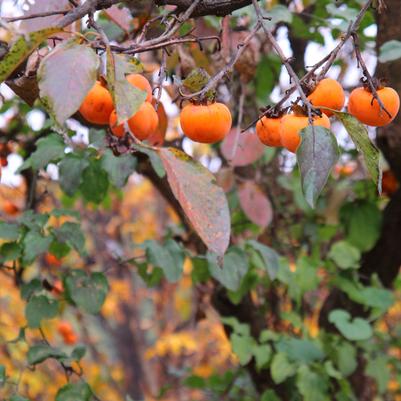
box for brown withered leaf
[159,147,231,256]
[6,48,49,106]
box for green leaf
[19,210,49,230]
[328,241,361,270]
[106,48,147,124]
[132,143,165,178]
[0,364,5,386]
[191,256,210,284]
[50,209,80,219]
[335,112,381,191]
[71,345,86,361]
[253,344,272,370]
[324,360,342,380]
[10,395,30,401]
[296,365,330,401]
[231,333,255,365]
[21,278,42,300]
[25,295,59,328]
[379,40,401,63]
[328,309,373,341]
[276,338,324,363]
[184,375,206,389]
[22,231,52,264]
[336,342,357,377]
[53,222,86,256]
[0,222,20,240]
[0,28,61,83]
[101,149,137,188]
[27,344,67,365]
[365,356,390,394]
[255,55,281,101]
[290,256,320,300]
[59,154,90,196]
[19,134,65,172]
[55,382,92,401]
[297,126,339,208]
[220,317,251,337]
[271,353,296,384]
[64,271,108,314]
[88,129,106,148]
[261,390,280,401]
[0,242,22,263]
[159,147,230,256]
[38,40,99,124]
[359,287,394,310]
[207,247,249,291]
[340,200,382,252]
[265,5,293,28]
[141,239,184,282]
[246,240,279,279]
[80,160,109,204]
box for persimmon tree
[0,0,401,401]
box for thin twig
[317,0,373,79]
[351,32,392,118]
[154,50,168,110]
[252,0,316,125]
[243,0,375,131]
[106,35,220,55]
[3,10,69,23]
[229,82,246,163]
[179,21,262,100]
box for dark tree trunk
[319,2,401,400]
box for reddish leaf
[38,40,99,124]
[238,181,273,228]
[159,147,231,256]
[104,5,133,33]
[19,0,71,33]
[216,167,235,193]
[221,129,265,166]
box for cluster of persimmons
[257,78,400,152]
[78,72,233,145]
[78,74,400,154]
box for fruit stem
[351,32,392,119]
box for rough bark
[154,0,257,17]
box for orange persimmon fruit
[44,252,62,267]
[2,200,20,216]
[382,170,399,196]
[180,102,232,144]
[256,116,282,147]
[307,78,345,116]
[58,321,73,336]
[109,101,159,140]
[280,113,331,153]
[126,74,153,102]
[79,81,114,125]
[148,99,168,146]
[348,86,400,127]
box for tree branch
[154,0,258,17]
